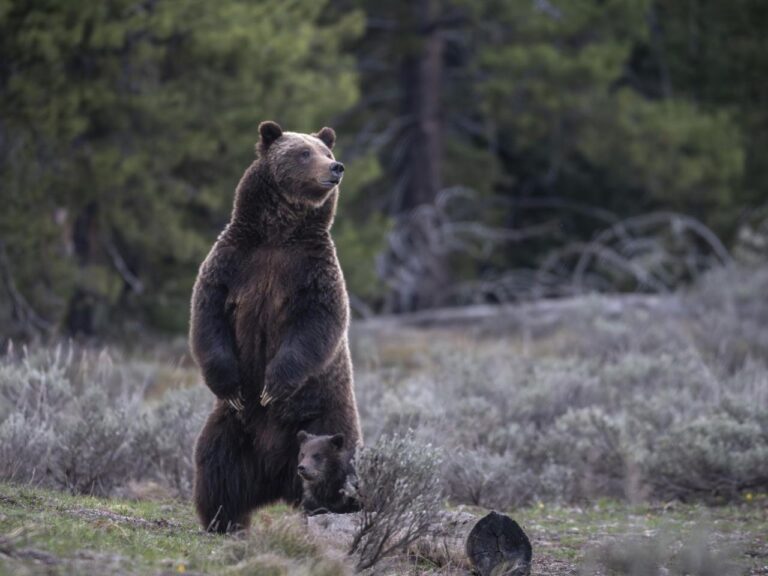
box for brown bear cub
[190,121,362,533]
[297,431,361,516]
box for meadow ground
[1,482,765,575]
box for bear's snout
[297,464,315,481]
[329,162,344,181]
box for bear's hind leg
[194,405,256,533]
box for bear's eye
[301,149,311,159]
[312,454,321,462]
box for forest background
[1,0,766,339]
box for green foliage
[658,0,768,206]
[578,92,744,216]
[333,151,391,302]
[338,0,761,308]
[475,0,746,226]
[478,0,648,142]
[0,0,363,335]
[2,0,767,330]
[334,213,390,303]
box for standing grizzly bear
[190,121,362,533]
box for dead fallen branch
[380,188,731,310]
[0,240,52,337]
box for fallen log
[465,511,532,576]
[308,509,532,575]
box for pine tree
[0,0,363,336]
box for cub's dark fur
[297,431,360,516]
[191,121,362,533]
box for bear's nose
[297,464,306,474]
[330,162,344,176]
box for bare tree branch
[101,233,144,294]
[0,240,53,336]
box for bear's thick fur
[297,430,360,516]
[190,121,362,533]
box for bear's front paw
[259,386,274,407]
[259,376,297,408]
[225,390,245,413]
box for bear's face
[296,430,345,484]
[258,121,344,208]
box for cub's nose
[297,465,306,474]
[330,162,345,177]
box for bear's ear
[258,121,283,153]
[297,430,309,445]
[330,433,345,450]
[314,127,336,150]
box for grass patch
[1,483,766,575]
[0,482,347,575]
[515,499,768,574]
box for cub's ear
[330,433,345,450]
[314,127,336,150]
[258,121,283,154]
[297,430,309,445]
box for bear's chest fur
[229,246,307,344]
[225,243,334,392]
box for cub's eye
[301,149,311,159]
[312,454,321,462]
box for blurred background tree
[0,0,363,336]
[1,0,766,338]
[336,0,761,309]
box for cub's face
[258,121,344,208]
[296,431,345,484]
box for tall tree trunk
[64,202,99,335]
[385,0,449,312]
[395,0,444,213]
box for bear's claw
[227,394,245,412]
[260,389,273,406]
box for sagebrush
[350,431,443,571]
[353,265,768,507]
[0,345,208,496]
[1,265,766,509]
